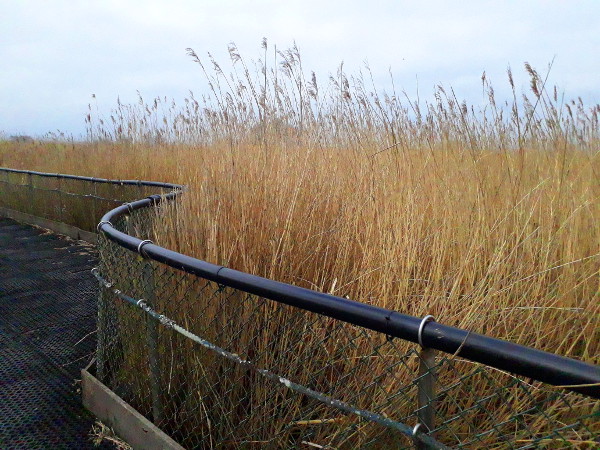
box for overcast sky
[1,0,598,138]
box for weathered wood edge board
[0,206,97,243]
[82,369,184,450]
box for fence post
[143,260,163,424]
[414,315,436,449]
[92,180,98,230]
[57,176,64,222]
[96,277,109,383]
[1,170,8,208]
[27,173,34,216]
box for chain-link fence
[0,168,178,232]
[1,167,598,449]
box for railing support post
[417,347,436,430]
[92,180,98,231]
[414,315,436,449]
[143,261,163,425]
[96,277,109,383]
[57,176,64,222]
[27,173,34,216]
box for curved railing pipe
[0,167,184,189]
[2,166,597,398]
[98,191,600,399]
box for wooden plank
[81,369,185,450]
[0,206,97,243]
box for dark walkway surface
[0,218,111,449]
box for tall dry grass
[2,44,597,358]
[1,43,598,445]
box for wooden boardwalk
[0,218,113,449]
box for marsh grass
[1,43,598,446]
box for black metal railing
[0,167,183,231]
[1,166,598,449]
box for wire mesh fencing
[94,206,599,449]
[1,167,598,448]
[0,168,175,232]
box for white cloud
[0,0,598,136]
